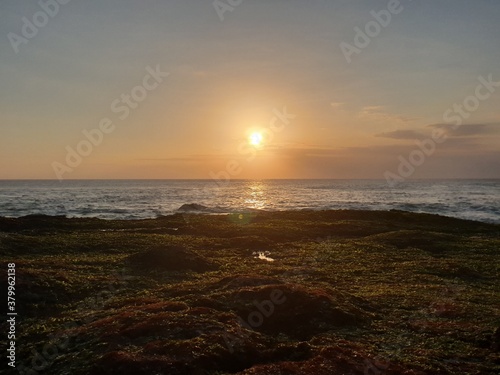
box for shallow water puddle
[253,251,274,262]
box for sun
[249,132,263,147]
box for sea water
[0,179,498,223]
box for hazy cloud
[359,106,418,124]
[375,129,424,140]
[330,102,345,109]
[428,123,500,138]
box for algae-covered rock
[127,245,218,273]
[215,281,373,339]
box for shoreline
[1,207,500,226]
[0,209,500,231]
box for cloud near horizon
[376,123,500,142]
[375,129,424,140]
[128,139,500,180]
[427,123,500,138]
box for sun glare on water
[249,132,263,147]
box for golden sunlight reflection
[245,181,268,210]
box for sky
[1,0,499,180]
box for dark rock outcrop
[127,245,218,273]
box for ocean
[0,179,499,224]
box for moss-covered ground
[1,210,499,374]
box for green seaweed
[1,210,499,374]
